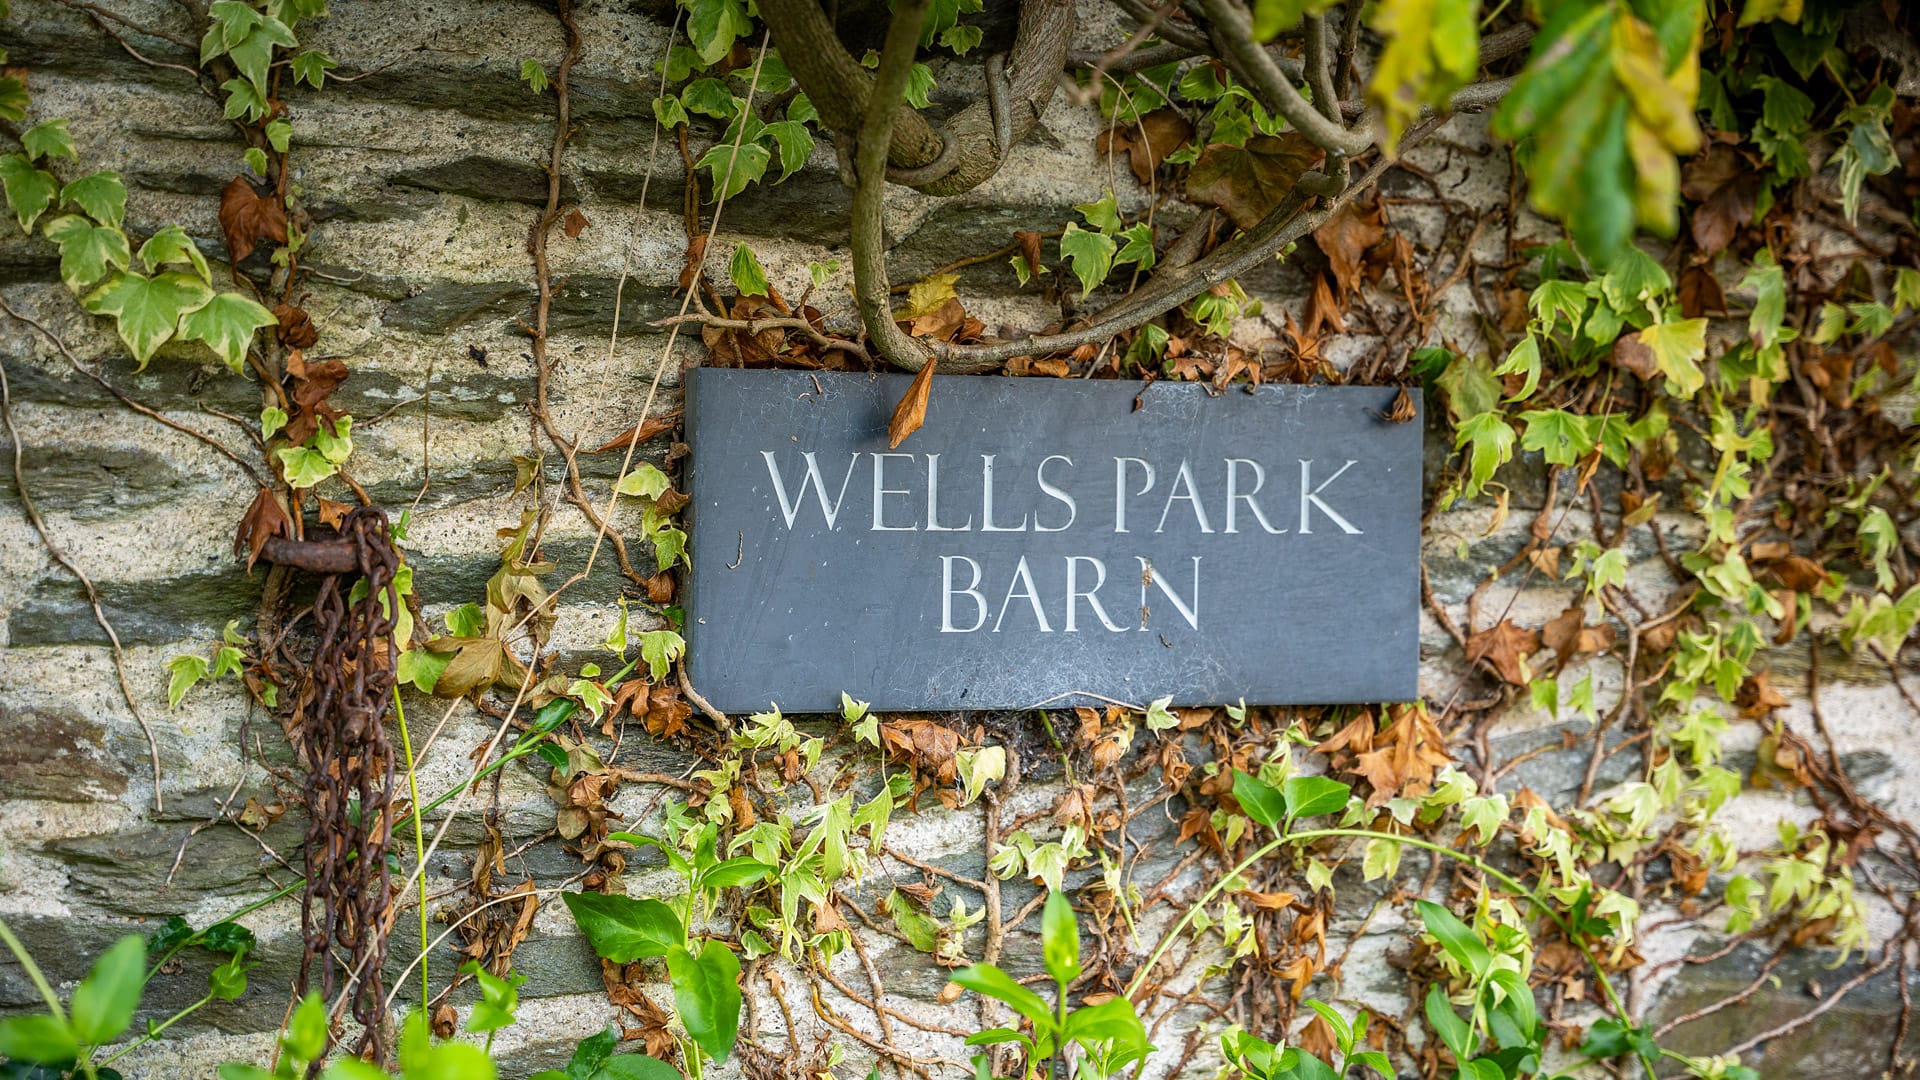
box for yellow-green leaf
[179,291,277,371]
[1637,317,1707,398]
[21,119,76,162]
[0,153,58,232]
[42,214,130,291]
[1368,0,1479,152]
[61,170,126,227]
[137,225,211,282]
[83,270,214,369]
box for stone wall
[0,2,1916,1078]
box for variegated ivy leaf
[0,154,58,233]
[61,171,126,227]
[137,225,211,282]
[21,119,76,162]
[179,292,277,371]
[83,270,214,369]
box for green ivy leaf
[639,629,685,683]
[1519,409,1600,467]
[291,49,337,89]
[0,154,58,233]
[167,652,211,708]
[651,526,686,574]
[1493,335,1541,402]
[1739,253,1786,348]
[940,23,983,54]
[652,94,689,129]
[688,0,752,64]
[889,889,943,952]
[137,225,212,282]
[667,941,742,1063]
[277,444,340,489]
[43,214,131,291]
[180,292,279,371]
[696,140,772,201]
[521,59,550,94]
[762,119,814,181]
[265,119,292,154]
[903,62,937,108]
[1074,191,1122,234]
[1598,245,1670,312]
[1113,222,1156,271]
[614,463,671,500]
[21,119,76,162]
[207,0,264,53]
[1636,317,1707,397]
[61,170,127,227]
[0,76,27,125]
[682,77,738,119]
[84,270,216,369]
[728,242,770,297]
[222,78,269,123]
[1453,411,1515,499]
[1361,835,1401,880]
[1143,694,1177,731]
[1059,222,1116,299]
[397,646,450,694]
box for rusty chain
[288,507,402,1065]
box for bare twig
[0,353,164,812]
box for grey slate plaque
[684,369,1421,713]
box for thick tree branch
[852,0,941,370]
[758,0,946,171]
[765,0,1076,196]
[1196,0,1374,157]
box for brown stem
[852,0,940,371]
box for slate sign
[684,369,1421,713]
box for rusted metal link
[259,534,361,574]
[291,506,402,1067]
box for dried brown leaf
[1465,619,1540,685]
[218,177,287,264]
[1313,198,1386,296]
[888,360,936,449]
[233,485,290,571]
